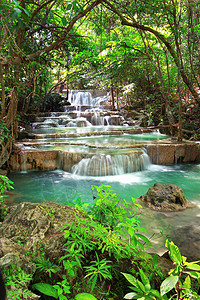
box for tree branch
[102,0,200,103]
[0,0,103,65]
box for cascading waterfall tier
[11,89,198,176]
[72,149,150,176]
[68,90,93,106]
[67,90,108,107]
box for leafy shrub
[0,175,13,220]
[122,240,200,299]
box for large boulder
[0,202,78,298]
[140,183,188,211]
[0,202,77,256]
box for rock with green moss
[140,183,188,211]
[0,202,77,257]
[0,202,79,299]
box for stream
[7,90,200,258]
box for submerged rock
[140,183,188,211]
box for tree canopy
[0,0,200,165]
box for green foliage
[35,256,61,278]
[32,282,59,298]
[130,252,165,291]
[0,175,13,220]
[32,278,71,300]
[160,240,200,299]
[84,252,112,292]
[57,185,151,295]
[4,266,33,300]
[74,293,97,300]
[122,239,200,299]
[32,281,97,300]
[0,121,11,142]
[122,270,166,300]
[90,185,149,250]
[3,185,200,299]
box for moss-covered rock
[0,202,77,258]
[140,183,188,211]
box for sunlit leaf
[122,273,138,287]
[32,283,58,298]
[160,276,179,296]
[74,293,97,300]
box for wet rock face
[171,225,200,261]
[140,183,188,211]
[146,143,200,165]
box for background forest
[1,1,200,299]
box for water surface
[8,163,200,255]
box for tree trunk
[0,64,6,117]
[177,71,183,141]
[102,0,200,104]
[110,85,115,110]
[140,31,175,134]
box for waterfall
[68,90,94,106]
[91,113,111,126]
[91,112,104,125]
[72,150,150,176]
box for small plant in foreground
[32,280,98,300]
[90,185,150,250]
[160,239,200,299]
[84,252,113,292]
[122,239,200,299]
[122,268,167,300]
[35,256,61,278]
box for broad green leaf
[167,241,182,265]
[74,293,98,300]
[122,273,138,287]
[32,283,58,298]
[160,276,179,296]
[139,268,149,287]
[131,234,138,247]
[185,263,200,271]
[137,279,145,292]
[184,271,200,279]
[135,233,151,245]
[128,227,135,237]
[123,292,137,299]
[182,276,191,289]
[136,226,148,233]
